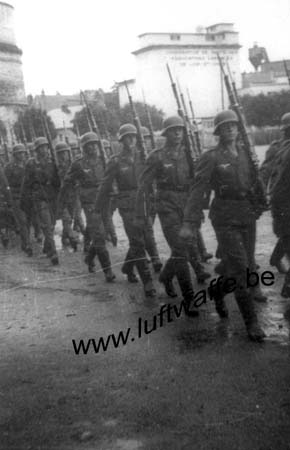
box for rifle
[283,60,290,86]
[217,53,268,215]
[20,114,28,146]
[142,90,156,149]
[40,111,60,176]
[177,79,200,158]
[186,88,202,155]
[80,90,106,169]
[124,81,147,162]
[166,63,197,176]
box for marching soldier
[260,112,290,296]
[95,123,156,297]
[55,142,78,251]
[136,116,210,312]
[5,143,33,256]
[60,131,115,282]
[180,110,265,341]
[20,137,60,265]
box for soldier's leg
[158,211,198,315]
[245,222,267,302]
[85,207,115,282]
[37,201,58,265]
[188,230,211,283]
[143,221,162,273]
[73,194,85,235]
[101,200,117,247]
[62,204,78,251]
[279,234,290,297]
[120,210,155,296]
[82,205,92,254]
[15,201,32,256]
[214,225,265,341]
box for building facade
[0,1,26,144]
[117,23,241,119]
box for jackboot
[135,257,156,297]
[175,258,199,317]
[236,293,265,342]
[83,228,91,255]
[251,285,267,303]
[84,246,96,273]
[208,283,228,318]
[190,259,211,283]
[121,249,139,283]
[270,238,285,271]
[96,248,116,282]
[281,270,290,298]
[159,257,177,297]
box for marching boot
[159,257,177,297]
[96,249,116,282]
[51,253,59,266]
[83,228,91,255]
[236,293,265,342]
[270,239,287,273]
[175,258,199,317]
[208,283,228,318]
[135,257,156,297]
[84,246,96,273]
[190,259,211,284]
[281,270,290,298]
[251,285,267,303]
[121,249,139,283]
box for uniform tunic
[183,143,258,300]
[21,157,60,257]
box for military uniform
[55,143,78,250]
[95,124,156,295]
[261,134,290,295]
[182,109,265,341]
[5,144,32,255]
[61,132,114,281]
[136,129,208,304]
[20,138,60,264]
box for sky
[9,0,290,95]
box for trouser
[158,209,198,300]
[35,199,57,257]
[212,221,258,325]
[102,199,117,244]
[73,194,85,235]
[61,203,78,244]
[120,209,153,287]
[85,204,113,275]
[15,200,32,250]
[27,202,42,240]
[272,213,290,291]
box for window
[170,34,181,41]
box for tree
[13,107,57,143]
[73,93,164,138]
[240,91,290,127]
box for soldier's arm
[135,150,160,218]
[259,141,279,187]
[183,150,216,227]
[20,161,34,211]
[95,157,118,212]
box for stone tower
[0,1,26,144]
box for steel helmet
[80,132,99,149]
[280,113,290,131]
[12,143,26,154]
[118,124,137,142]
[213,110,238,135]
[141,126,150,137]
[34,137,49,151]
[161,116,184,136]
[55,142,70,153]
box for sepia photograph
[0,0,290,448]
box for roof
[47,105,83,130]
[33,94,81,112]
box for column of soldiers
[2,102,290,345]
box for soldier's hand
[179,222,194,241]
